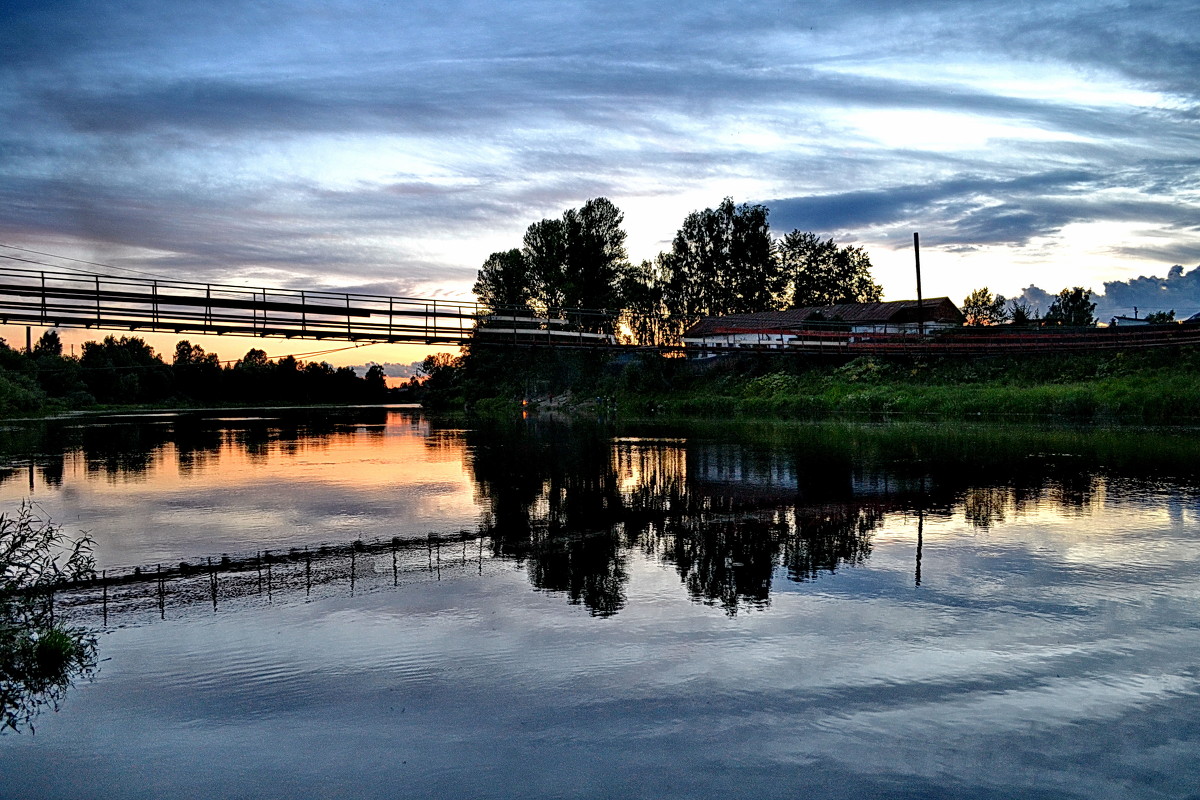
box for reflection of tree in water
[785,505,879,582]
[0,407,396,487]
[647,506,880,615]
[1,504,97,734]
[463,416,1178,616]
[468,420,628,616]
[654,516,783,614]
[464,420,884,617]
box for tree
[363,364,389,399]
[1008,298,1036,326]
[172,340,222,402]
[235,348,270,371]
[79,335,172,403]
[31,330,62,358]
[1144,310,1176,324]
[476,198,631,331]
[1044,287,1097,327]
[522,217,568,312]
[418,352,464,408]
[659,198,781,318]
[473,249,534,316]
[561,197,631,330]
[962,288,1009,326]
[778,231,882,308]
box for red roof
[683,298,964,338]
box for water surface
[1,408,1199,798]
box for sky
[3,0,1200,364]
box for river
[2,406,1199,798]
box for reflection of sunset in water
[0,410,480,568]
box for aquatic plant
[1,502,97,733]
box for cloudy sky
[3,0,1199,359]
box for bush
[1,503,97,733]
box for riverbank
[480,347,1200,424]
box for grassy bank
[607,349,1200,423]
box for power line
[0,243,175,280]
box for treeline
[473,196,881,338]
[959,285,1180,327]
[435,196,885,407]
[0,331,394,416]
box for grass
[610,350,1200,424]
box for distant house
[682,298,965,354]
[1109,315,1152,327]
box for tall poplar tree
[778,231,882,308]
[659,198,781,318]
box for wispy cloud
[1,0,1198,305]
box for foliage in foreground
[1,503,98,734]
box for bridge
[6,258,1200,357]
[0,263,621,347]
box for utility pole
[913,232,924,336]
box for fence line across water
[46,531,491,624]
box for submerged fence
[47,531,491,624]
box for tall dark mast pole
[913,232,924,336]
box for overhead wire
[0,243,177,281]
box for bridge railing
[0,265,668,348]
[0,266,489,343]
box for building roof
[683,298,964,338]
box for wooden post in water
[208,557,218,611]
[915,511,924,587]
